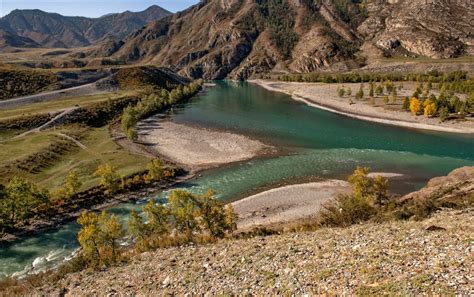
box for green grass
[0,125,151,191]
[0,133,57,163]
[0,92,132,120]
[41,126,150,190]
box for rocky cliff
[108,0,473,80]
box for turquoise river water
[1,81,473,278]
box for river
[1,81,473,278]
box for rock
[425,225,446,232]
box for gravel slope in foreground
[38,209,473,295]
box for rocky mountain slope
[38,209,473,295]
[108,0,473,80]
[0,5,171,48]
[0,29,38,49]
[33,167,474,295]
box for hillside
[107,0,473,80]
[0,5,171,48]
[0,29,38,50]
[37,209,473,295]
[17,167,473,295]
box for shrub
[77,211,125,267]
[439,106,449,122]
[128,189,238,251]
[337,87,345,97]
[356,84,364,99]
[319,167,388,227]
[93,164,120,195]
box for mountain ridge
[108,0,474,80]
[0,5,171,48]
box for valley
[0,0,473,295]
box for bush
[128,189,237,251]
[0,177,50,231]
[77,211,125,267]
[93,164,120,195]
[318,167,388,227]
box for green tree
[146,159,165,182]
[77,211,101,266]
[77,211,124,267]
[168,190,200,238]
[2,177,49,227]
[93,164,120,195]
[64,170,82,198]
[391,88,398,103]
[402,97,410,111]
[348,166,372,199]
[98,212,124,263]
[372,175,388,206]
[383,95,389,105]
[375,84,384,96]
[195,189,236,238]
[369,81,374,97]
[356,84,364,99]
[143,200,170,236]
[439,106,449,122]
[128,210,150,249]
[337,87,345,97]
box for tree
[224,204,238,234]
[64,170,82,198]
[348,167,372,199]
[375,84,384,96]
[168,190,200,238]
[439,106,449,122]
[402,97,410,111]
[98,212,124,263]
[369,81,374,97]
[146,159,165,182]
[2,177,49,227]
[143,200,169,236]
[372,175,388,206]
[195,189,236,238]
[356,84,364,99]
[128,210,150,249]
[93,164,120,194]
[423,99,437,118]
[77,211,124,267]
[346,88,352,96]
[383,96,389,105]
[77,211,101,266]
[337,87,345,97]
[391,88,398,103]
[410,98,421,115]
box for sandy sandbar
[232,180,350,229]
[137,116,271,170]
[251,80,474,134]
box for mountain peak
[0,6,172,48]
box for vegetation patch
[0,68,58,100]
[256,0,299,59]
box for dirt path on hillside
[0,80,114,109]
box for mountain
[0,5,171,48]
[0,29,39,49]
[108,0,473,80]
